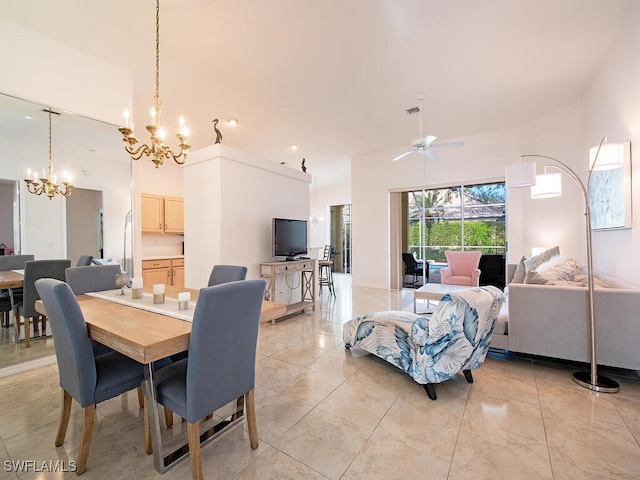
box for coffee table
[413,283,472,313]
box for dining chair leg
[76,404,96,475]
[164,407,174,428]
[41,315,47,336]
[55,389,73,447]
[246,389,259,449]
[24,316,30,348]
[142,395,152,455]
[136,387,144,409]
[187,421,203,480]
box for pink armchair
[440,251,482,286]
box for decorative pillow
[537,256,579,281]
[574,274,610,288]
[511,256,526,283]
[524,269,549,284]
[524,246,560,273]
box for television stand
[259,259,316,323]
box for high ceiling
[0,0,631,187]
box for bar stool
[318,245,336,296]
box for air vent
[405,106,420,115]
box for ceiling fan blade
[423,135,437,146]
[424,149,437,160]
[430,140,465,148]
[391,150,414,162]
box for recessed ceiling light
[290,145,298,151]
[227,118,238,126]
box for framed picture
[588,141,632,230]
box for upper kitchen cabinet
[141,193,184,234]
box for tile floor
[0,274,639,479]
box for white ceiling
[0,0,631,187]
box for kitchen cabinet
[141,194,184,234]
[142,258,184,288]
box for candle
[132,277,143,289]
[178,291,190,310]
[153,284,165,294]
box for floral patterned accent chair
[343,286,505,400]
[440,250,482,286]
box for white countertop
[141,255,184,261]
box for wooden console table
[259,259,316,323]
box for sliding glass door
[406,182,506,281]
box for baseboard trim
[0,355,56,379]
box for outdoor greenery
[407,182,506,263]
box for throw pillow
[511,256,526,283]
[537,257,579,281]
[524,269,550,284]
[524,246,560,273]
[574,274,610,288]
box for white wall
[0,18,131,125]
[581,1,640,282]
[183,144,310,288]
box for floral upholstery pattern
[343,286,505,385]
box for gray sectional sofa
[490,264,640,371]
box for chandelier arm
[126,144,153,161]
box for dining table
[35,284,287,473]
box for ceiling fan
[391,94,464,161]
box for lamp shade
[531,173,562,198]
[589,143,624,171]
[506,161,537,188]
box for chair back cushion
[0,254,34,271]
[186,279,265,422]
[35,278,97,406]
[410,285,505,383]
[444,251,481,275]
[207,265,248,286]
[76,255,94,267]
[65,264,122,294]
[19,259,71,317]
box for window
[406,182,505,264]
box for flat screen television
[273,218,308,260]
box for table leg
[145,364,166,473]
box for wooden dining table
[35,285,287,473]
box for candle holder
[132,288,143,300]
[153,293,165,304]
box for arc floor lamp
[507,137,622,393]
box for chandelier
[24,108,73,200]
[118,0,190,168]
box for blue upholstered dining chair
[14,259,70,347]
[207,264,248,286]
[35,278,147,476]
[144,279,266,480]
[65,264,122,295]
[65,264,123,358]
[0,254,34,327]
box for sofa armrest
[440,267,452,283]
[471,268,481,286]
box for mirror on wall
[0,92,132,369]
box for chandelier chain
[155,0,160,103]
[48,108,52,164]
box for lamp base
[572,371,619,393]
